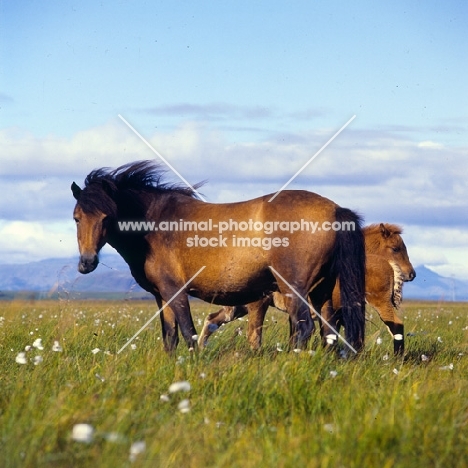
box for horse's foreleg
[198,306,244,348]
[155,296,179,354]
[383,317,404,355]
[246,297,271,350]
[167,294,198,350]
[372,297,405,355]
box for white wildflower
[437,336,443,343]
[129,441,146,462]
[130,344,137,350]
[52,341,63,352]
[160,394,170,402]
[178,399,191,413]
[329,370,338,378]
[168,381,191,393]
[33,355,43,365]
[104,432,125,443]
[32,338,44,350]
[382,354,389,361]
[323,423,335,433]
[25,345,32,351]
[439,363,454,371]
[376,337,382,345]
[421,354,429,362]
[91,348,100,355]
[15,352,28,365]
[393,368,399,375]
[71,424,94,443]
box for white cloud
[0,220,76,264]
[418,140,443,149]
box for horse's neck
[364,234,383,255]
[106,192,199,291]
[107,233,150,285]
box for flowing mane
[77,160,204,215]
[85,160,203,196]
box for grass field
[0,298,467,468]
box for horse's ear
[380,223,390,239]
[71,182,82,200]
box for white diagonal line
[268,115,356,202]
[269,265,357,354]
[117,266,206,354]
[118,114,207,202]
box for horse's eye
[74,217,80,224]
[391,247,400,253]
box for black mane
[85,160,202,196]
[77,160,203,215]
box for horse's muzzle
[78,254,99,274]
[405,269,416,282]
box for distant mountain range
[0,255,151,300]
[0,255,467,301]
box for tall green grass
[0,300,467,467]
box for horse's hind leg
[318,300,342,349]
[283,293,315,349]
[198,305,247,348]
[309,275,339,349]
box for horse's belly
[188,269,275,306]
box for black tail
[333,207,366,352]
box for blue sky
[1,1,468,283]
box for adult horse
[71,161,366,352]
[199,223,415,355]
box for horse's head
[71,180,116,274]
[365,223,416,282]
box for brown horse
[71,161,366,352]
[199,223,415,354]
